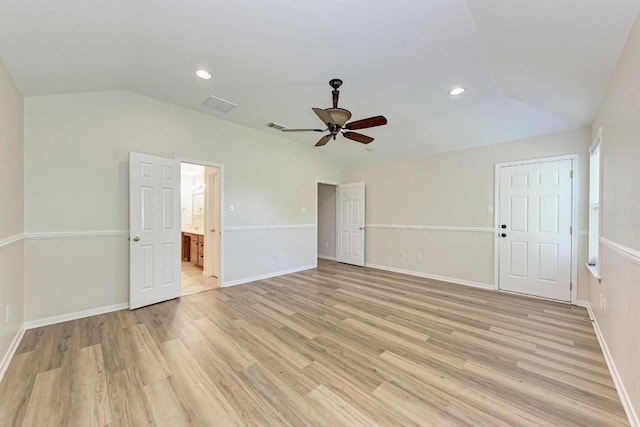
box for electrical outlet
[228,204,235,212]
[5,305,9,323]
[416,253,422,261]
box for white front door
[336,182,365,266]
[498,159,573,301]
[204,167,221,278]
[129,152,181,309]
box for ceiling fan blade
[344,115,387,131]
[281,128,325,132]
[312,108,336,127]
[315,135,332,147]
[343,131,374,144]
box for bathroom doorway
[180,161,222,295]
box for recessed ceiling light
[449,87,465,96]
[196,69,212,80]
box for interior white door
[129,152,181,309]
[204,167,221,278]
[336,182,365,266]
[498,159,573,301]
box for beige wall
[0,57,24,364]
[343,128,590,294]
[317,183,337,259]
[24,90,341,320]
[590,12,640,422]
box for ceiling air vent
[267,122,287,131]
[202,95,237,113]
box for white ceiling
[1,0,638,169]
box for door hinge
[570,282,573,290]
[570,226,573,235]
[570,170,574,179]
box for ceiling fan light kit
[283,79,387,147]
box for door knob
[359,227,364,231]
[500,233,507,238]
[501,224,507,229]
[132,236,140,242]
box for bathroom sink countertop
[182,227,204,235]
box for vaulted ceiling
[1,0,638,168]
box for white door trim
[176,157,225,286]
[493,154,579,304]
[314,179,340,267]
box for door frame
[177,157,225,286]
[314,179,340,267]
[493,154,579,304]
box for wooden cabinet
[182,232,204,267]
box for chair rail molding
[224,224,316,232]
[600,237,640,265]
[0,233,24,248]
[24,230,128,240]
[365,224,495,233]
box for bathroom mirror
[192,193,204,217]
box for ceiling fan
[282,79,387,147]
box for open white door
[336,182,365,266]
[129,152,181,309]
[204,167,221,278]
[498,159,573,301]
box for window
[588,128,602,268]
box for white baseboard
[584,302,638,427]
[365,263,493,290]
[222,264,316,288]
[318,255,336,261]
[24,302,130,330]
[575,299,590,308]
[0,324,25,383]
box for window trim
[588,127,602,277]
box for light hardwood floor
[0,260,628,426]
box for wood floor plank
[124,323,172,386]
[22,368,64,427]
[106,367,154,426]
[308,384,380,427]
[0,259,629,426]
[159,338,242,426]
[0,351,38,427]
[143,376,192,427]
[65,344,112,427]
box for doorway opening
[317,182,338,264]
[180,162,222,295]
